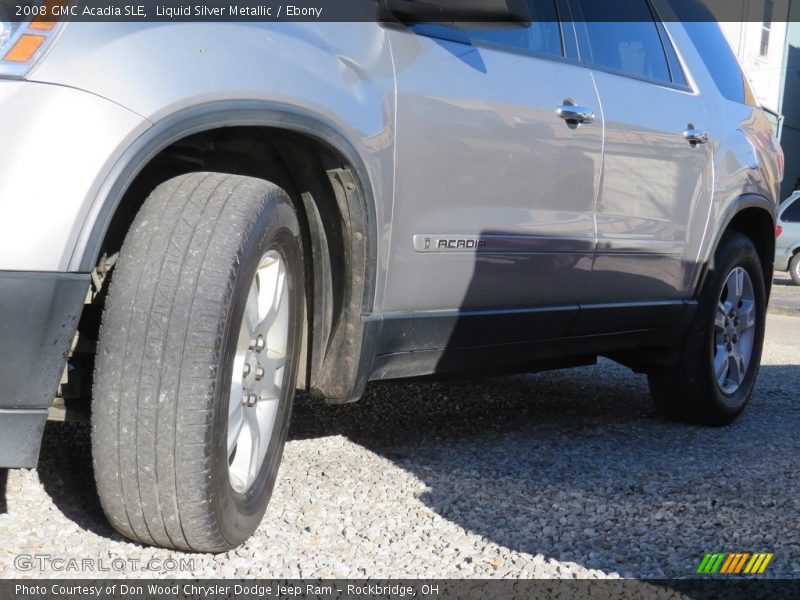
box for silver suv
[0,1,783,552]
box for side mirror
[382,0,531,24]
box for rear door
[384,0,604,316]
[571,0,714,303]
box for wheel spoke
[736,269,746,304]
[714,349,730,386]
[727,351,741,386]
[725,268,744,307]
[245,407,262,487]
[274,259,286,310]
[735,354,747,385]
[740,300,757,330]
[266,350,286,375]
[227,401,245,458]
[274,364,285,391]
[255,259,285,335]
[229,470,246,493]
[715,302,727,331]
[244,280,260,338]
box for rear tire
[790,252,800,285]
[92,172,304,552]
[648,232,766,426]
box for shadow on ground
[35,421,118,539]
[289,362,800,578]
[0,468,7,515]
[773,278,796,287]
[30,360,799,577]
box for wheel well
[725,207,775,285]
[77,125,373,402]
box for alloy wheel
[227,250,290,493]
[713,267,757,395]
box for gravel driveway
[0,313,798,580]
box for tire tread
[93,172,294,551]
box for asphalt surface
[0,294,798,579]
[771,272,800,315]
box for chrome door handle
[557,105,595,124]
[684,128,708,145]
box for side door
[570,0,714,304]
[383,0,603,319]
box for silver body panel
[0,80,147,271]
[23,23,398,316]
[0,20,782,314]
[0,18,784,469]
[385,28,602,311]
[589,69,712,302]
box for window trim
[403,0,577,65]
[555,0,580,60]
[407,24,569,64]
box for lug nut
[255,366,265,381]
[243,364,251,377]
[253,335,265,352]
[242,393,258,407]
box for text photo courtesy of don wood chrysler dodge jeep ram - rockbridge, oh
[0,0,785,552]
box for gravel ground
[0,313,798,580]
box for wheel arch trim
[67,100,379,314]
[694,193,777,296]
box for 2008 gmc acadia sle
[0,0,783,552]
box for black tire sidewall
[212,199,303,547]
[701,234,767,420]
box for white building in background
[720,14,789,132]
[720,1,800,197]
[720,20,788,114]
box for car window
[412,0,563,58]
[466,0,562,57]
[666,0,757,105]
[574,0,672,83]
[681,22,757,106]
[783,197,800,222]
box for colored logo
[696,552,773,574]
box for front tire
[92,172,304,552]
[648,232,766,426]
